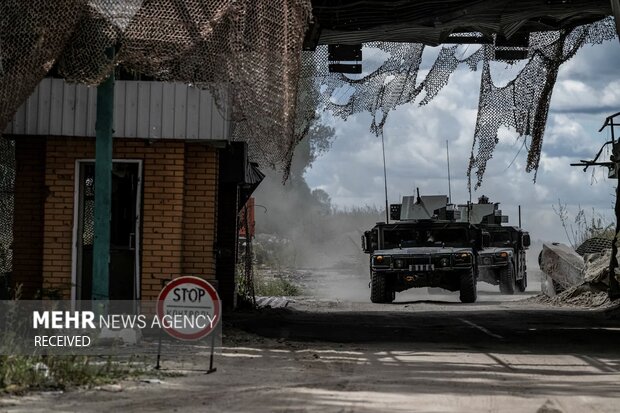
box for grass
[0,292,148,394]
[255,275,302,297]
[0,355,146,394]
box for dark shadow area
[230,306,620,357]
[393,299,508,306]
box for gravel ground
[2,268,620,413]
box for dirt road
[2,269,620,412]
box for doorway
[72,160,142,302]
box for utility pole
[570,112,620,300]
[611,166,620,300]
[446,140,452,204]
[92,48,115,309]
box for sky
[304,40,620,243]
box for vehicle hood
[374,246,473,255]
[479,247,512,255]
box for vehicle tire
[371,273,392,303]
[459,268,477,303]
[499,264,515,295]
[516,271,527,292]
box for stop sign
[156,276,221,341]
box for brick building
[4,78,261,309]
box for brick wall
[139,140,186,300]
[182,144,218,279]
[12,137,220,301]
[43,137,84,298]
[12,138,46,298]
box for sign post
[155,276,221,373]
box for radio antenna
[381,131,389,223]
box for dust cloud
[252,123,545,301]
[252,124,385,300]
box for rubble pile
[583,249,611,284]
[537,284,611,308]
[536,245,619,308]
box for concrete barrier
[540,243,584,293]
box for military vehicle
[362,194,487,303]
[362,193,530,303]
[458,196,530,294]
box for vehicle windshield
[382,226,470,249]
[489,230,514,247]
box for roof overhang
[308,0,613,47]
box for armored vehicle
[459,197,530,294]
[362,195,486,303]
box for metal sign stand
[154,328,218,374]
[207,331,217,374]
[153,277,219,373]
[155,325,163,370]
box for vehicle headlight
[373,255,391,266]
[495,251,510,260]
[394,259,404,268]
[453,252,472,266]
[439,257,450,267]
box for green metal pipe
[92,53,115,306]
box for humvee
[457,196,530,294]
[362,195,487,303]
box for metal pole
[381,132,389,223]
[446,140,452,204]
[92,48,115,308]
[155,326,163,370]
[518,205,522,228]
[206,332,217,374]
[610,176,620,300]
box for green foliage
[235,261,253,303]
[254,272,302,297]
[0,355,142,393]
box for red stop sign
[156,276,221,341]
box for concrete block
[541,273,558,297]
[540,243,584,291]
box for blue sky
[304,40,620,243]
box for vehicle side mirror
[362,232,370,253]
[522,233,531,248]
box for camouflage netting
[298,18,617,188]
[0,1,617,184]
[0,0,313,172]
[0,138,14,276]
